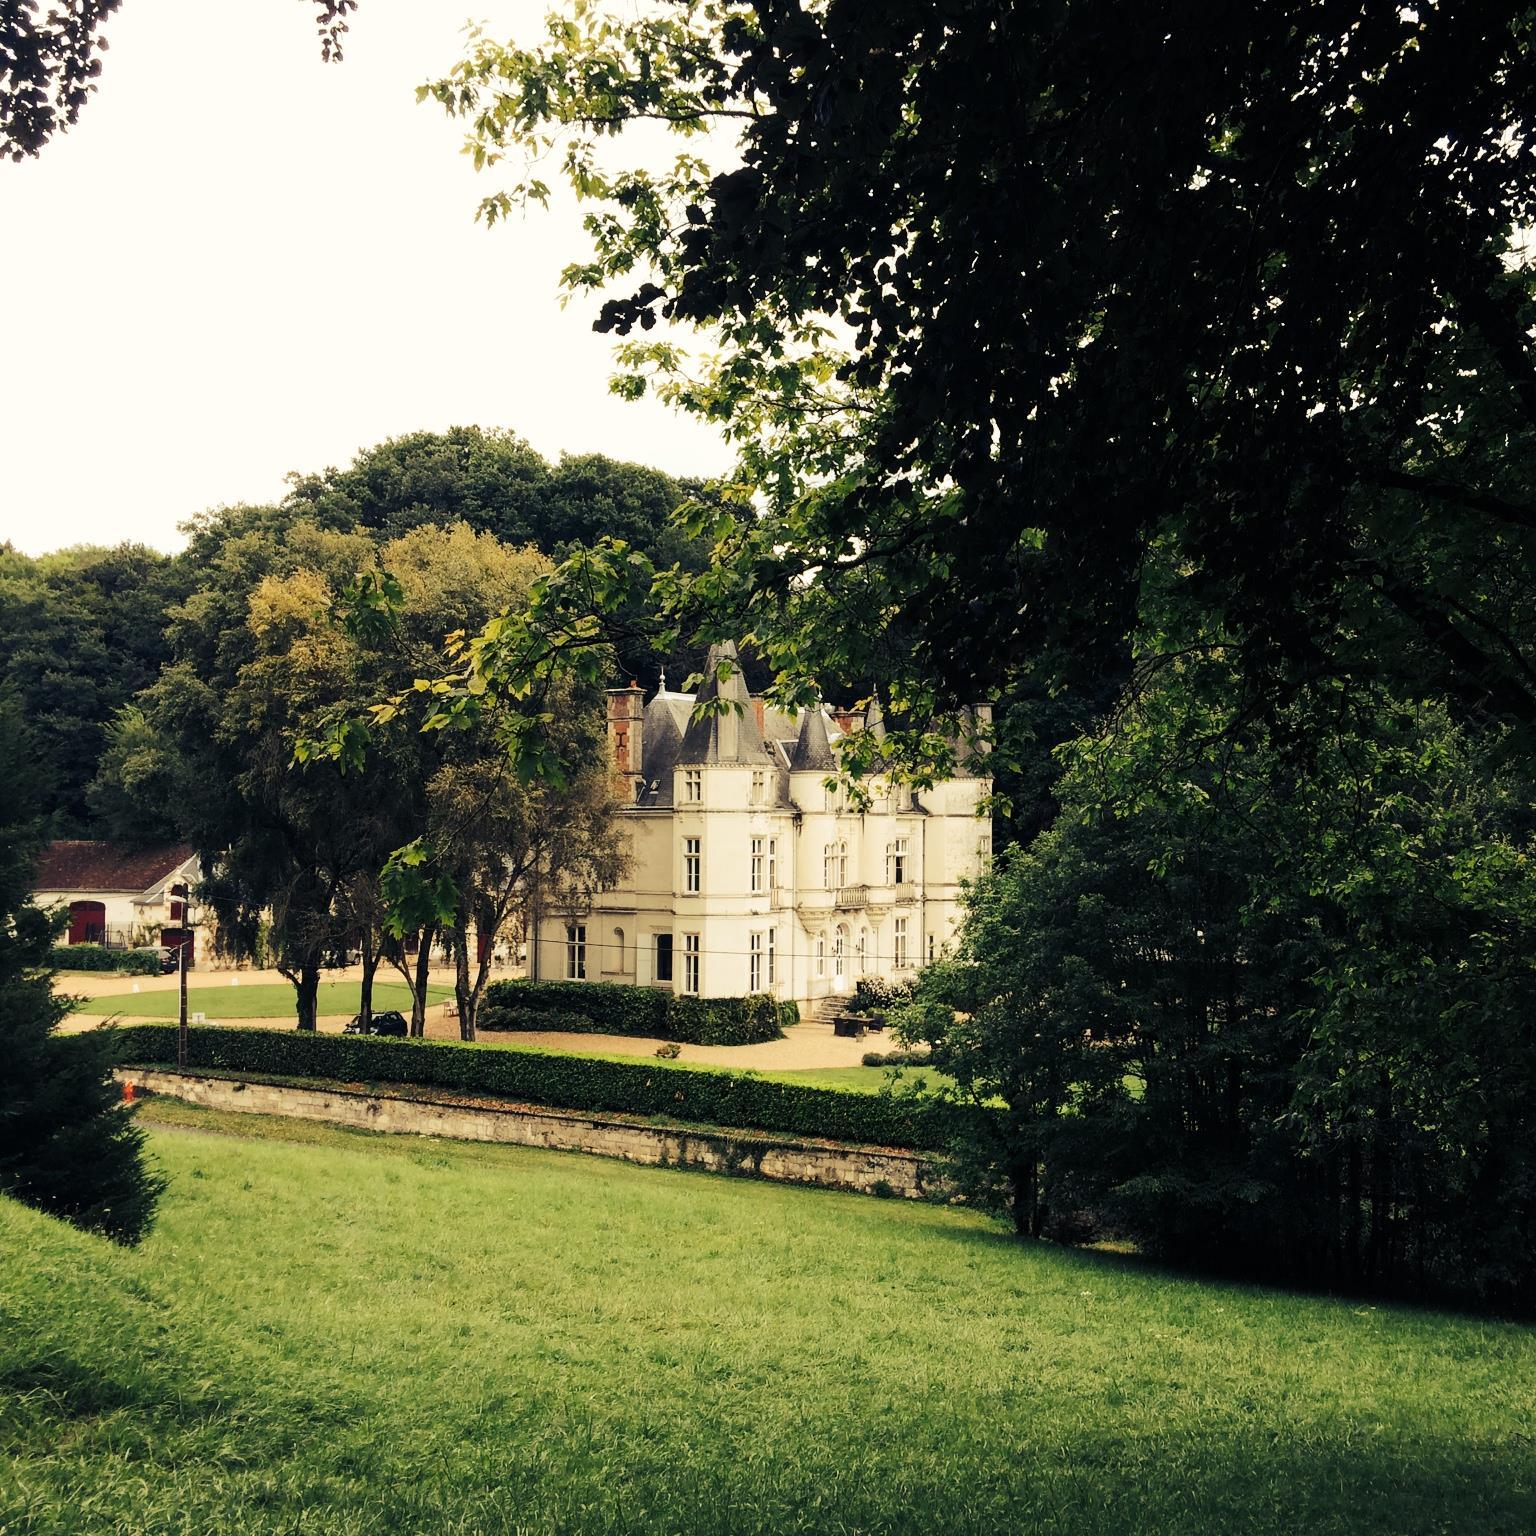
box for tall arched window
[834,924,848,979]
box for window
[566,923,587,980]
[927,932,935,964]
[684,836,701,894]
[834,840,848,887]
[751,837,765,894]
[815,934,826,977]
[683,768,702,803]
[749,931,763,992]
[833,925,847,978]
[856,928,868,974]
[655,933,674,982]
[768,838,778,889]
[887,836,909,884]
[683,933,701,994]
[767,928,777,986]
[751,769,766,804]
[894,916,909,970]
[823,843,835,888]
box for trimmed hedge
[110,1024,955,1151]
[862,1049,933,1068]
[52,945,163,976]
[478,1005,599,1035]
[482,979,787,1046]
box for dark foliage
[0,694,161,1244]
[1,1,358,159]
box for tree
[125,518,396,1028]
[0,542,192,833]
[1,1,357,160]
[283,428,716,688]
[905,643,1536,1306]
[418,3,1536,791]
[0,691,162,1243]
[330,522,629,1039]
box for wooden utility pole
[173,882,191,1069]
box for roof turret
[788,700,838,772]
[676,641,771,765]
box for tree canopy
[0,0,357,160]
[419,1,1536,786]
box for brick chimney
[606,683,645,798]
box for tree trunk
[294,960,321,1032]
[452,917,476,1042]
[469,906,498,1037]
[1009,1151,1037,1238]
[411,929,435,1037]
[385,925,439,1037]
[358,929,382,1030]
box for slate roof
[635,690,687,807]
[788,704,838,772]
[676,641,779,767]
[34,840,195,895]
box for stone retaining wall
[117,1069,934,1200]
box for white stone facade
[533,646,991,1006]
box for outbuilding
[33,840,201,963]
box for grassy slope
[4,1104,1534,1536]
[72,979,452,1020]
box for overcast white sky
[0,0,732,557]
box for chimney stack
[606,683,645,798]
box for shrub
[484,979,667,1035]
[777,999,800,1029]
[861,1049,932,1068]
[51,945,163,976]
[483,979,783,1046]
[110,1024,958,1150]
[848,978,916,1015]
[664,992,782,1046]
[478,1004,596,1034]
[654,1041,682,1060]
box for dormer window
[683,769,702,803]
[751,769,766,804]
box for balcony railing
[833,885,868,909]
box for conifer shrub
[2,699,163,1245]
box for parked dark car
[344,1010,408,1038]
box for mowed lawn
[72,979,452,1020]
[4,1105,1534,1536]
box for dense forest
[0,427,712,839]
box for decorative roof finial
[658,664,667,693]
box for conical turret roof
[676,641,770,765]
[789,700,838,772]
